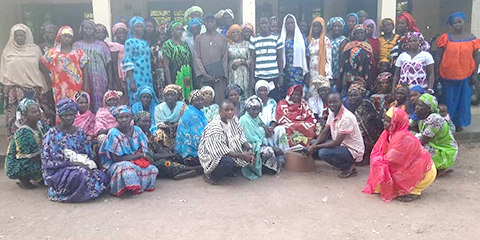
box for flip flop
[437,169,454,178]
[396,195,421,202]
[338,168,357,179]
[203,174,218,185]
[174,170,199,180]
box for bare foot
[17,179,37,189]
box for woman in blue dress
[131,86,159,125]
[122,16,154,104]
[41,99,108,202]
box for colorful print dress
[228,41,252,97]
[162,40,193,100]
[122,38,154,104]
[174,105,209,159]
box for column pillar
[92,0,112,41]
[472,0,480,37]
[377,0,397,23]
[242,0,256,26]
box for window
[396,0,412,16]
[278,0,323,24]
[148,1,194,25]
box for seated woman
[370,72,393,116]
[363,107,436,202]
[389,85,411,114]
[345,80,383,163]
[240,96,285,180]
[224,84,245,118]
[5,99,49,189]
[94,90,122,144]
[201,86,219,122]
[198,100,254,185]
[41,99,108,202]
[308,76,331,134]
[154,84,186,151]
[255,80,288,150]
[132,86,159,125]
[175,90,209,166]
[415,94,458,177]
[134,111,202,180]
[73,91,95,137]
[99,105,159,197]
[408,85,425,132]
[276,85,317,147]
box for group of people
[1,6,477,203]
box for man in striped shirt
[250,17,284,100]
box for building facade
[0,0,479,52]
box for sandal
[437,169,454,178]
[338,168,357,179]
[203,174,218,185]
[396,195,421,202]
[17,179,37,189]
[174,170,199,180]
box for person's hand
[205,74,215,82]
[240,152,254,163]
[273,147,284,156]
[304,146,316,156]
[144,154,155,164]
[263,126,273,137]
[174,154,183,162]
[87,135,93,142]
[232,62,241,71]
[130,83,137,93]
[278,75,284,88]
[469,73,478,85]
[32,155,41,163]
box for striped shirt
[250,35,283,79]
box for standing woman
[363,19,380,59]
[390,12,421,65]
[242,22,255,41]
[344,13,359,38]
[227,24,252,97]
[437,12,480,132]
[108,22,129,103]
[162,22,193,100]
[308,17,333,90]
[378,18,399,71]
[122,17,154,105]
[144,17,158,48]
[74,20,112,112]
[43,27,88,103]
[38,23,58,54]
[280,14,309,89]
[95,24,109,42]
[327,17,348,89]
[1,24,49,141]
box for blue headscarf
[134,86,159,105]
[327,17,346,32]
[446,12,467,26]
[344,13,359,35]
[56,98,78,116]
[128,16,145,38]
[116,15,128,24]
[188,18,203,31]
[112,105,134,118]
[409,85,425,121]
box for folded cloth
[63,149,97,169]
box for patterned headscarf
[103,90,123,105]
[40,23,58,37]
[377,72,393,83]
[270,16,279,24]
[401,31,431,51]
[348,78,367,96]
[187,18,203,31]
[227,24,242,42]
[112,105,134,118]
[311,75,331,92]
[363,19,378,39]
[79,20,96,35]
[418,94,439,114]
[245,95,263,110]
[255,80,275,94]
[188,89,203,103]
[201,86,215,99]
[74,91,90,104]
[128,16,145,38]
[164,84,184,100]
[397,12,420,32]
[218,9,235,19]
[56,98,78,116]
[379,18,394,32]
[307,17,327,76]
[112,22,129,41]
[447,11,467,26]
[346,13,359,25]
[133,111,151,125]
[357,10,368,22]
[327,17,346,32]
[224,84,244,98]
[241,22,255,34]
[170,21,183,31]
[15,98,39,127]
[55,26,74,45]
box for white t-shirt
[395,51,434,88]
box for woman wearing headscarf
[390,85,411,114]
[216,9,235,36]
[183,5,206,37]
[255,80,288,150]
[99,105,159,197]
[144,17,159,47]
[280,14,309,89]
[162,21,193,100]
[41,99,108,202]
[94,90,122,143]
[154,84,187,151]
[415,94,458,177]
[370,72,393,115]
[38,23,58,54]
[308,17,333,91]
[393,32,435,92]
[152,24,170,102]
[108,22,129,101]
[184,18,203,54]
[340,24,375,94]
[276,85,316,147]
[73,20,112,112]
[95,23,109,42]
[131,86,159,125]
[327,17,348,89]
[390,12,423,65]
[307,76,331,130]
[227,24,252,97]
[357,10,368,24]
[240,96,285,180]
[270,16,280,36]
[175,90,209,166]
[345,80,383,163]
[363,107,436,202]
[344,13,359,38]
[1,24,49,141]
[378,18,399,71]
[225,84,245,117]
[201,86,219,122]
[73,91,96,137]
[408,85,425,132]
[363,19,380,58]
[122,16,154,104]
[241,22,254,41]
[5,99,48,189]
[437,12,480,132]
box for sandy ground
[1,143,480,240]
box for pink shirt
[326,106,365,162]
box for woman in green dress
[162,21,193,100]
[5,99,49,189]
[415,94,458,177]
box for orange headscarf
[226,24,242,43]
[307,17,326,76]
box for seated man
[306,92,364,178]
[198,100,254,185]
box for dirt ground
[1,143,480,240]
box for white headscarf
[280,14,309,75]
[255,80,275,94]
